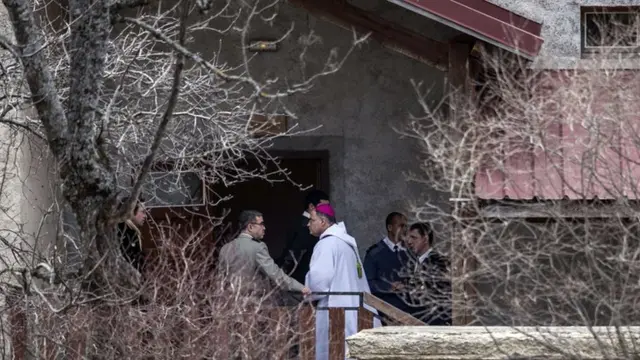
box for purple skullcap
[315,203,335,218]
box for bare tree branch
[3,0,67,155]
[121,0,188,220]
[0,0,364,357]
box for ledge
[346,326,640,359]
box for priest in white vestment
[305,204,381,360]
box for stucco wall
[17,137,57,258]
[487,0,640,68]
[0,125,57,278]
[0,8,57,279]
[0,6,58,359]
[194,3,448,252]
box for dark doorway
[138,150,330,283]
[211,151,330,259]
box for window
[581,7,640,56]
[142,171,205,208]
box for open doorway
[139,150,330,267]
[211,150,330,259]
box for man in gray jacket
[219,210,310,298]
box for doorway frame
[267,149,331,194]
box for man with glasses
[219,210,311,298]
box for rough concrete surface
[347,326,640,359]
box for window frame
[142,170,207,209]
[581,6,640,57]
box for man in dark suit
[363,212,413,321]
[405,222,452,325]
[277,189,330,284]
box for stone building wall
[202,3,449,252]
[488,0,640,69]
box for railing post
[7,289,27,360]
[328,308,345,360]
[298,305,315,360]
[217,318,230,359]
[67,326,87,360]
[42,314,57,360]
[269,307,290,359]
[357,307,373,331]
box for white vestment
[305,222,381,360]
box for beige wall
[0,4,57,283]
[0,4,57,357]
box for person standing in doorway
[278,189,330,285]
[306,204,380,360]
[363,212,412,318]
[219,210,311,299]
[405,222,452,325]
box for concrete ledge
[346,326,640,359]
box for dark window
[581,7,640,56]
[143,171,205,207]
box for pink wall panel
[533,121,564,199]
[621,117,640,198]
[591,145,622,199]
[474,70,640,200]
[475,165,505,199]
[503,147,534,199]
[562,120,590,199]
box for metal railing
[270,290,425,359]
[7,291,424,360]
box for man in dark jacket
[405,222,452,325]
[117,201,147,273]
[277,189,330,285]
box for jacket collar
[418,248,433,263]
[238,232,259,242]
[382,236,406,252]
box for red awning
[389,0,544,58]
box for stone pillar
[347,326,640,359]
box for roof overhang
[387,0,544,59]
[289,0,450,70]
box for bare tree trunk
[0,0,364,356]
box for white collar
[382,236,405,252]
[418,248,433,263]
[303,211,310,219]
